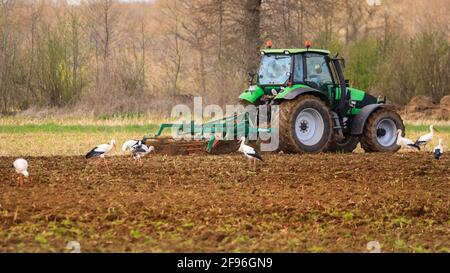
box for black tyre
[279,95,334,153]
[361,108,405,153]
[329,135,360,153]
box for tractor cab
[242,43,353,117]
[257,49,334,93]
[241,42,379,119]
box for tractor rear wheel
[329,135,360,153]
[279,95,334,153]
[361,108,404,153]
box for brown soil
[406,96,436,112]
[0,154,449,253]
[441,95,450,111]
[404,96,449,120]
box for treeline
[0,0,449,115]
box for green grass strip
[0,124,160,134]
[0,123,447,134]
[405,124,450,133]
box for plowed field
[0,153,449,252]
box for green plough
[144,112,271,155]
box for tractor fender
[351,104,393,135]
[275,87,328,103]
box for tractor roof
[262,48,330,55]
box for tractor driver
[308,64,325,88]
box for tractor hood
[239,85,265,104]
[239,84,315,104]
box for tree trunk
[217,0,223,63]
[71,10,80,100]
[296,0,305,46]
[198,48,206,94]
[140,18,146,91]
[244,0,262,74]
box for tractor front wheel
[279,95,333,153]
[361,108,404,153]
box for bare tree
[83,0,120,92]
[343,0,366,44]
[0,0,20,112]
[84,0,119,60]
[158,0,185,96]
[25,0,44,103]
[176,0,213,95]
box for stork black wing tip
[255,152,264,161]
[85,149,101,159]
[434,150,442,160]
[409,144,421,151]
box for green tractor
[239,43,404,153]
[147,43,404,155]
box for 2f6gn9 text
[221,257,273,269]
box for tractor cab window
[305,53,333,90]
[258,54,292,85]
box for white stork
[13,158,29,188]
[415,125,436,149]
[122,138,147,152]
[396,130,420,151]
[122,140,140,152]
[433,138,444,160]
[123,139,142,159]
[66,241,81,253]
[132,144,155,163]
[85,140,116,173]
[239,137,263,165]
[122,138,148,159]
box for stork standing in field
[131,144,155,164]
[396,130,420,151]
[433,138,444,160]
[85,140,116,174]
[415,125,436,150]
[13,159,30,188]
[239,137,263,166]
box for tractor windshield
[258,54,292,85]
